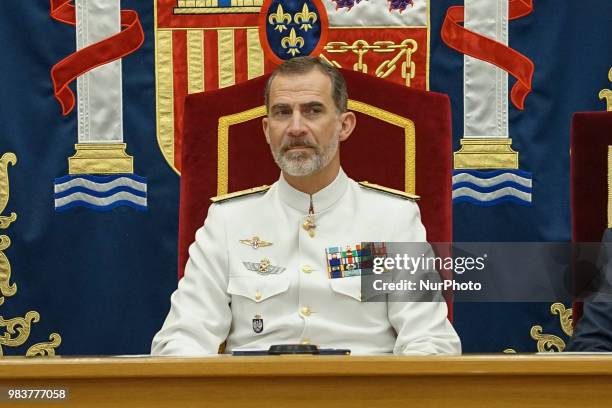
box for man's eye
[305,107,322,115]
[274,109,291,117]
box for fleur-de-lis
[281,28,305,57]
[268,4,291,33]
[294,3,317,32]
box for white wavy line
[452,187,532,202]
[452,172,532,188]
[54,191,147,208]
[54,177,147,194]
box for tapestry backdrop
[0,0,610,355]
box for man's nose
[287,111,307,136]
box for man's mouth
[286,146,313,152]
[283,144,316,154]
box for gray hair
[264,56,348,114]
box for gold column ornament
[68,143,133,175]
[599,67,612,111]
[453,138,519,169]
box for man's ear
[338,111,356,142]
[262,117,270,144]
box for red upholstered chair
[571,111,612,323]
[179,69,453,313]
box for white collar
[277,168,349,214]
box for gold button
[255,291,262,301]
[301,307,311,317]
[301,339,311,345]
[302,265,313,273]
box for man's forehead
[268,70,333,102]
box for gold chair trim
[217,100,416,196]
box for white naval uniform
[151,169,461,355]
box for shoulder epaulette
[210,185,271,203]
[358,181,420,201]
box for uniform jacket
[151,169,461,355]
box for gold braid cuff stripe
[216,100,416,196]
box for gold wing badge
[240,236,272,249]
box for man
[567,229,612,351]
[151,57,461,355]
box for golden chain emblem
[294,3,317,32]
[322,39,419,87]
[268,4,291,33]
[281,28,305,57]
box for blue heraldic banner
[0,1,179,355]
[0,0,611,354]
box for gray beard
[271,136,339,177]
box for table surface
[1,354,612,378]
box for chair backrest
[572,112,612,242]
[571,111,612,322]
[179,69,453,279]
